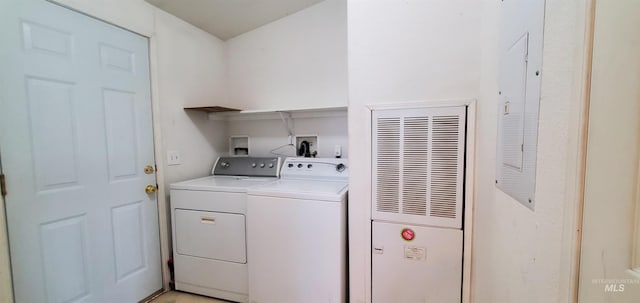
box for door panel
[0,0,161,302]
[112,201,146,281]
[26,77,81,191]
[22,20,74,57]
[100,44,135,73]
[103,88,139,181]
[41,215,91,303]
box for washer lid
[170,176,278,193]
[247,179,348,202]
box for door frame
[560,0,596,302]
[0,185,12,303]
[0,2,173,300]
[148,25,173,297]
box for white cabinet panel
[372,222,462,303]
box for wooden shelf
[184,106,241,113]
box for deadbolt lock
[144,165,155,174]
[145,185,158,194]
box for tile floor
[149,291,229,303]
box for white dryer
[170,157,281,303]
[246,158,348,303]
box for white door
[0,0,162,302]
[578,0,640,301]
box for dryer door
[175,209,246,263]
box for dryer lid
[170,175,278,192]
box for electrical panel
[496,0,545,210]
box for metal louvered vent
[430,116,460,219]
[372,106,466,229]
[402,117,429,216]
[375,117,401,214]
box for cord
[269,143,296,157]
[269,111,297,157]
[278,111,294,143]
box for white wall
[226,0,348,111]
[226,114,348,158]
[471,0,588,302]
[347,0,482,302]
[153,9,229,184]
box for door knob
[144,165,155,174]
[145,185,157,194]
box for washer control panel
[213,157,281,177]
[281,157,348,181]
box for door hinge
[0,174,6,197]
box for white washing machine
[246,157,348,303]
[170,157,281,303]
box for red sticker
[401,228,415,241]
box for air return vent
[402,117,429,216]
[375,118,401,214]
[372,107,466,229]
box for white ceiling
[146,0,325,40]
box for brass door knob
[145,185,157,194]
[144,165,155,174]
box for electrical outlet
[334,145,342,158]
[167,150,181,166]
